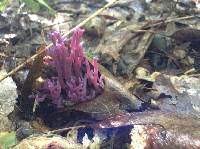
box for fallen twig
[148,15,198,28]
[131,29,171,38]
[0,0,119,82]
[47,124,86,134]
[184,68,196,75]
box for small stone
[173,49,186,59]
[13,135,82,149]
[135,67,149,77]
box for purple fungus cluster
[35,28,104,107]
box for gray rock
[0,69,18,116]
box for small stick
[131,29,171,38]
[184,68,196,75]
[0,0,119,82]
[148,15,197,28]
[47,124,87,134]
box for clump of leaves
[0,0,10,12]
[0,0,55,14]
[21,0,55,14]
[0,132,16,149]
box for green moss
[0,132,16,149]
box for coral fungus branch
[35,28,104,106]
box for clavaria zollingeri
[34,28,104,107]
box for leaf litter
[1,0,200,148]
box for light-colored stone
[173,49,186,59]
[135,67,149,77]
[0,69,17,116]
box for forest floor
[0,0,200,148]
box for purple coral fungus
[35,28,104,107]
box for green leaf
[0,0,10,12]
[35,0,56,14]
[21,0,40,13]
[0,132,16,149]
